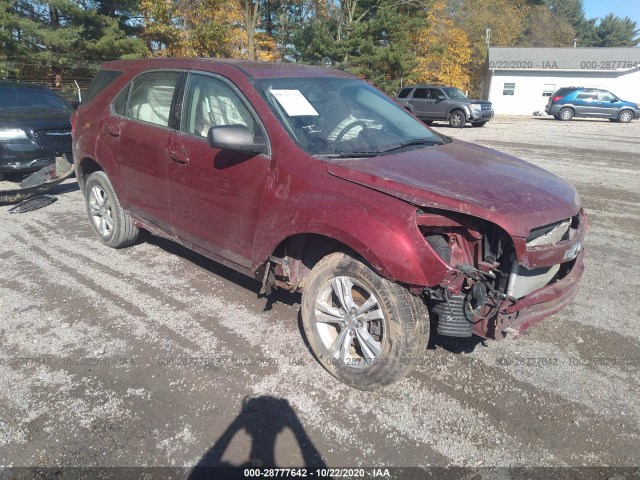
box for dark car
[0,81,73,178]
[396,85,494,127]
[72,59,585,389]
[545,87,640,122]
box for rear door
[574,90,597,116]
[99,70,181,230]
[408,88,429,118]
[166,72,271,268]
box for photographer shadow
[188,396,327,479]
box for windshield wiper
[314,138,444,159]
[339,138,444,157]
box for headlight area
[416,209,517,339]
[417,209,585,340]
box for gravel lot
[1,116,639,473]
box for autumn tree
[523,3,576,47]
[412,0,472,91]
[453,0,528,95]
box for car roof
[99,58,355,80]
[0,81,52,91]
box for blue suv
[546,87,640,123]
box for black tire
[301,252,428,390]
[553,115,560,120]
[559,107,574,121]
[84,171,138,248]
[448,110,466,128]
[471,121,487,127]
[617,110,633,123]
[424,120,433,126]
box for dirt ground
[1,116,639,474]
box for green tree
[1,0,146,81]
[593,14,640,47]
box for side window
[542,84,555,97]
[503,83,515,96]
[126,71,179,127]
[112,84,130,116]
[397,88,412,99]
[82,70,122,105]
[598,91,616,102]
[182,73,258,139]
[577,92,597,101]
[412,88,428,99]
[429,88,445,100]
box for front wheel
[617,110,633,123]
[301,252,428,390]
[448,110,466,128]
[84,171,138,248]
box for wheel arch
[75,157,103,191]
[253,203,451,292]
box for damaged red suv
[72,59,586,389]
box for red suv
[72,58,586,389]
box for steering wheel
[334,120,368,143]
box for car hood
[326,140,579,238]
[0,108,73,131]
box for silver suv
[396,85,493,128]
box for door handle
[168,151,189,165]
[105,123,121,137]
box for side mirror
[207,125,266,154]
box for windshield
[0,85,69,110]
[254,77,444,157]
[442,87,468,100]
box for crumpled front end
[420,208,587,340]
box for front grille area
[526,219,571,246]
[481,103,492,111]
[33,129,72,154]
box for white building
[484,47,640,115]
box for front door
[166,73,271,269]
[595,90,620,118]
[428,88,449,120]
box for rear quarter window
[82,70,123,105]
[397,88,412,99]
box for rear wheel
[424,120,433,126]
[617,110,633,123]
[301,252,428,390]
[448,110,466,128]
[559,108,574,121]
[84,171,138,248]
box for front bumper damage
[482,249,584,339]
[426,209,587,340]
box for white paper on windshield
[270,89,319,116]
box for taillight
[71,112,77,135]
[552,95,563,103]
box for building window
[542,84,555,96]
[503,83,515,96]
